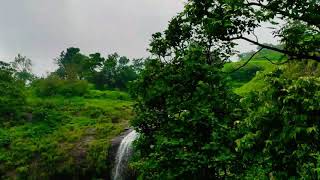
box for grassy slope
[233,60,276,95]
[226,49,320,96]
[0,90,133,179]
[224,59,276,95]
[223,49,283,95]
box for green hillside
[223,49,281,95]
[224,59,276,89]
[225,50,320,96]
[0,90,133,179]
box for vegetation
[223,49,279,95]
[131,45,243,179]
[237,68,320,179]
[54,47,143,91]
[11,54,35,84]
[0,0,319,179]
[223,49,279,89]
[0,62,26,125]
[130,0,320,179]
[0,52,134,179]
[33,76,90,97]
[0,88,132,179]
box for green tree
[0,61,26,124]
[131,45,242,179]
[55,48,141,90]
[150,0,319,65]
[55,47,88,80]
[83,53,104,81]
[11,54,35,83]
[115,56,137,90]
[130,0,320,179]
[93,53,139,90]
[94,53,118,89]
[131,58,145,73]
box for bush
[84,90,130,101]
[33,76,89,97]
[0,63,26,124]
[237,69,320,179]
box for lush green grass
[231,60,277,95]
[227,54,320,96]
[224,60,276,94]
[223,49,284,95]
[0,90,133,179]
[233,70,271,96]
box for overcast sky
[0,0,278,75]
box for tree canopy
[54,47,143,90]
[130,0,320,179]
[150,0,320,64]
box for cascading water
[113,130,138,180]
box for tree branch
[262,55,289,65]
[245,2,320,28]
[240,36,320,62]
[227,48,264,74]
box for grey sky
[0,0,277,75]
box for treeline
[0,49,144,124]
[53,47,144,90]
[33,48,144,97]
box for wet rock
[108,129,133,179]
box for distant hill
[225,49,320,96]
[223,49,281,94]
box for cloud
[0,0,277,75]
[0,0,184,75]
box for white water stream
[113,130,138,180]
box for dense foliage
[54,47,143,90]
[238,71,320,179]
[33,76,90,97]
[0,92,133,179]
[0,0,319,179]
[0,62,26,125]
[0,57,134,179]
[149,0,319,62]
[131,46,242,179]
[130,0,320,179]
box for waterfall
[113,130,138,180]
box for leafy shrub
[33,76,89,97]
[237,69,320,179]
[0,129,10,147]
[0,62,26,124]
[84,90,130,101]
